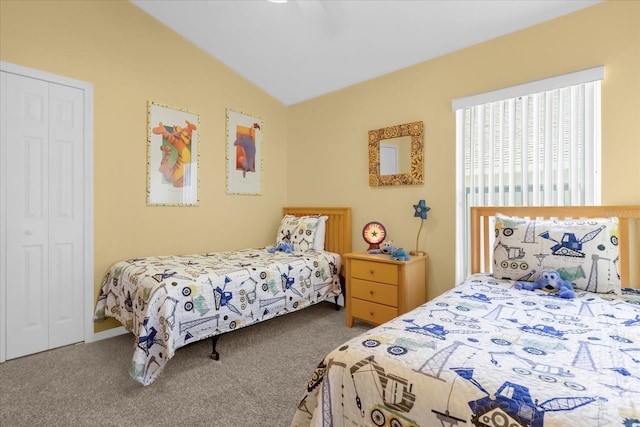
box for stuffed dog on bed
[514,269,575,299]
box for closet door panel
[5,73,50,359]
[48,82,84,349]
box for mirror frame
[368,121,424,186]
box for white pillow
[312,216,328,251]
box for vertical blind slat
[570,86,580,205]
[508,98,516,205]
[498,102,505,206]
[488,103,495,206]
[521,96,529,206]
[469,108,477,206]
[544,91,553,205]
[532,94,540,206]
[478,106,485,206]
[557,88,565,206]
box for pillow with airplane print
[492,213,620,294]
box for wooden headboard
[282,207,352,259]
[470,205,640,289]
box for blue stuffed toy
[368,241,410,261]
[514,269,575,299]
[390,247,411,261]
[267,242,293,253]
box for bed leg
[210,336,220,360]
[334,274,346,311]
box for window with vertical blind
[453,66,603,282]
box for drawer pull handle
[369,291,374,295]
[369,270,374,275]
[369,312,374,316]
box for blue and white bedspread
[292,273,640,427]
[94,248,341,385]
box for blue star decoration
[413,200,431,219]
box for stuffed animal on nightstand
[368,240,410,261]
[390,247,411,261]
[368,240,394,254]
[514,269,575,299]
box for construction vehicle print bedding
[292,273,640,427]
[95,248,341,385]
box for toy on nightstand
[514,269,575,299]
[390,247,410,261]
[368,240,411,261]
[368,240,393,254]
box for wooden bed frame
[470,205,640,289]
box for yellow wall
[0,0,289,332]
[1,1,638,326]
[287,0,640,299]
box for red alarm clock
[362,221,387,251]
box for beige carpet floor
[0,302,371,427]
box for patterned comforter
[291,273,640,427]
[94,248,341,385]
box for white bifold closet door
[2,71,85,359]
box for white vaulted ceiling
[131,0,602,105]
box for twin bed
[94,207,351,386]
[292,205,640,427]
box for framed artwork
[147,101,199,206]
[226,108,263,195]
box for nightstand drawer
[351,298,398,325]
[350,260,398,285]
[351,278,398,306]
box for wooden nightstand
[345,251,428,327]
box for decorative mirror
[368,121,424,186]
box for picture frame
[147,101,199,206]
[226,108,263,195]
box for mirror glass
[380,136,411,175]
[368,121,423,186]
